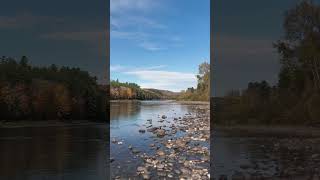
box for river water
[0,123,109,180]
[212,130,278,179]
[1,101,316,179]
[212,127,320,179]
[110,100,210,179]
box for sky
[110,0,210,92]
[212,0,302,96]
[0,0,108,84]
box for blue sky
[110,0,210,92]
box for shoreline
[110,99,209,105]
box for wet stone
[156,129,166,137]
[156,150,165,156]
[139,129,146,133]
[132,149,140,154]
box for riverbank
[213,125,320,179]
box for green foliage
[0,56,107,121]
[110,80,140,89]
[178,62,210,101]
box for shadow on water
[0,124,109,180]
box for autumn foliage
[0,56,107,121]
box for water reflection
[0,124,108,180]
[110,100,141,121]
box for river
[110,100,210,179]
[0,122,109,180]
[212,127,320,179]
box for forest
[0,56,107,121]
[214,1,320,126]
[111,80,166,100]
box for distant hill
[143,88,180,99]
[109,80,180,100]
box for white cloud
[111,0,158,14]
[110,0,181,51]
[110,65,125,72]
[110,65,197,92]
[111,30,149,40]
[138,41,164,51]
[125,70,197,92]
[111,16,166,30]
[110,64,167,72]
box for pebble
[139,129,146,133]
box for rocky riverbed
[110,101,210,179]
[213,126,320,179]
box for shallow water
[212,130,278,178]
[212,128,320,179]
[0,124,109,180]
[110,100,208,178]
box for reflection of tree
[110,101,141,120]
[0,126,108,179]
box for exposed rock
[156,150,165,156]
[139,129,146,133]
[156,129,166,137]
[132,149,140,154]
[147,127,158,132]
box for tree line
[0,56,107,121]
[110,79,163,100]
[214,0,320,126]
[178,62,210,101]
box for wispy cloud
[138,41,164,51]
[111,16,166,30]
[111,64,167,72]
[110,0,181,51]
[111,0,158,14]
[110,65,196,92]
[110,65,126,72]
[111,30,149,40]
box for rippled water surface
[110,100,207,178]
